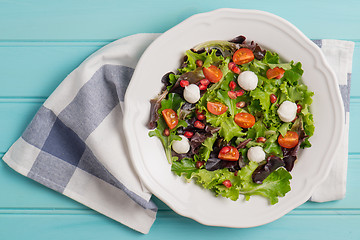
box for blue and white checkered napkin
[2,34,355,233]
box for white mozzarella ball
[277,100,297,122]
[172,135,190,154]
[237,71,258,91]
[183,84,200,103]
[247,146,266,163]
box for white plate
[123,9,344,227]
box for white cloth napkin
[310,39,355,202]
[2,34,355,234]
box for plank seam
[0,39,358,47]
[0,208,359,216]
[0,97,360,104]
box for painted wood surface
[0,1,359,239]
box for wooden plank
[1,156,360,210]
[1,1,360,40]
[0,211,359,240]
[0,45,100,97]
[0,42,359,97]
[3,100,360,154]
[0,102,42,151]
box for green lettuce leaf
[171,158,198,179]
[218,117,246,141]
[198,133,218,161]
[239,161,292,204]
[283,62,304,85]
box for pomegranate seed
[232,65,241,74]
[199,84,207,91]
[270,94,277,104]
[235,89,244,97]
[220,146,231,154]
[200,78,210,86]
[228,91,237,99]
[194,120,205,129]
[196,113,206,120]
[163,129,170,136]
[222,180,232,188]
[256,137,266,143]
[195,161,205,169]
[229,81,237,90]
[196,59,203,67]
[297,104,302,113]
[236,101,246,108]
[184,131,194,138]
[228,62,236,71]
[195,109,204,115]
[180,80,189,87]
[234,171,238,176]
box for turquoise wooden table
[1,1,359,239]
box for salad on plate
[148,35,314,205]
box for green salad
[148,35,314,204]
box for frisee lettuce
[150,39,314,204]
[172,159,291,204]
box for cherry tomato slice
[266,67,285,79]
[234,112,255,128]
[232,48,254,65]
[278,131,299,148]
[218,146,239,161]
[202,65,223,83]
[161,109,178,129]
[207,102,228,115]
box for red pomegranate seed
[199,84,207,91]
[228,62,236,71]
[196,113,206,120]
[234,171,238,176]
[195,109,204,115]
[270,94,277,104]
[236,101,246,108]
[184,131,194,138]
[232,65,241,74]
[256,137,266,143]
[297,104,302,113]
[228,91,237,99]
[180,80,189,87]
[219,146,231,154]
[229,81,236,90]
[196,59,203,67]
[222,180,232,188]
[235,89,244,97]
[163,129,170,136]
[200,78,210,86]
[195,161,205,169]
[194,120,205,129]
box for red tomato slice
[232,48,254,65]
[202,65,223,83]
[161,109,178,129]
[218,146,239,161]
[234,112,255,128]
[207,102,228,115]
[278,131,299,148]
[266,67,285,79]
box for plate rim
[123,8,344,227]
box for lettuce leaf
[171,158,198,179]
[239,161,292,205]
[149,93,188,163]
[173,160,292,204]
[198,133,218,161]
[218,117,246,141]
